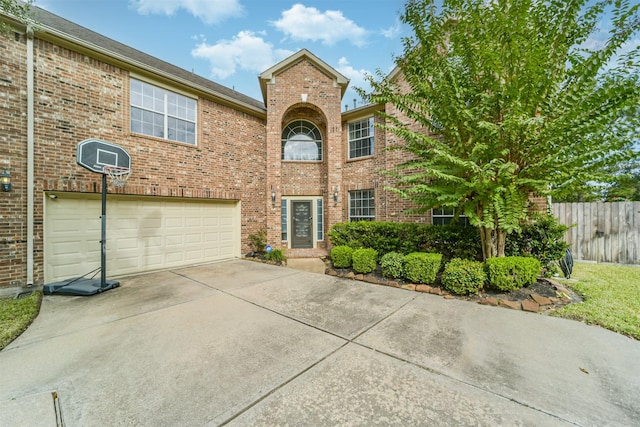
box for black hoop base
[43,277,120,296]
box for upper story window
[348,117,374,159]
[349,189,375,221]
[282,120,322,161]
[432,208,470,225]
[130,78,197,145]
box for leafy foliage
[485,256,541,291]
[421,223,482,261]
[328,221,424,255]
[604,159,640,201]
[328,221,481,261]
[505,213,569,275]
[404,252,442,284]
[330,245,354,268]
[364,0,640,259]
[352,248,378,274]
[441,258,486,295]
[265,248,286,263]
[380,252,406,279]
[248,228,267,254]
[555,159,640,202]
[0,0,33,35]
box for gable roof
[19,6,267,116]
[258,49,350,103]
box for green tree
[365,0,640,260]
[0,0,33,35]
[604,159,640,201]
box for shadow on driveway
[1,259,639,426]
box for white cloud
[337,57,371,94]
[271,4,368,47]
[382,19,402,39]
[614,38,640,62]
[130,0,243,24]
[192,31,293,79]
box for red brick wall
[0,32,29,287]
[1,32,267,287]
[5,29,543,287]
[265,58,343,258]
[379,96,432,224]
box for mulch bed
[322,258,581,314]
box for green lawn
[0,291,42,351]
[553,262,640,340]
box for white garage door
[44,194,240,283]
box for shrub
[441,258,486,295]
[265,248,286,263]
[331,245,354,268]
[505,213,569,276]
[421,224,482,261]
[403,252,442,284]
[328,221,423,255]
[380,252,405,279]
[352,248,378,274]
[248,228,267,254]
[485,256,541,291]
[328,221,481,261]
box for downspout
[26,26,34,286]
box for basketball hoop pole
[101,172,107,287]
[42,139,130,296]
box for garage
[44,193,240,283]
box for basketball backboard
[77,138,131,174]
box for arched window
[281,120,322,161]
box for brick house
[0,6,440,289]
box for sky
[35,0,410,109]
[32,0,639,112]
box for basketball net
[103,165,131,188]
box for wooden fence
[552,202,640,265]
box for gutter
[26,26,34,285]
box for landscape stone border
[324,260,578,314]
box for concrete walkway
[285,257,327,274]
[1,259,639,426]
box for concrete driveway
[1,260,639,426]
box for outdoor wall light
[1,169,11,192]
[333,189,339,203]
[271,189,276,204]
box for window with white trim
[130,78,197,145]
[348,117,374,159]
[281,120,322,161]
[431,208,470,225]
[349,190,375,221]
[316,198,324,241]
[281,199,288,241]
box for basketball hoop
[103,165,131,188]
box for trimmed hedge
[404,252,442,284]
[441,258,486,295]
[380,252,405,279]
[352,248,378,274]
[331,245,353,268]
[485,256,541,291]
[328,221,481,261]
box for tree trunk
[497,228,506,257]
[479,225,507,260]
[477,205,507,260]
